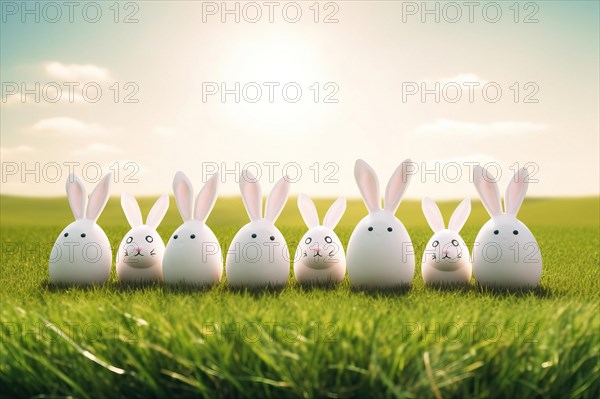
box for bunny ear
[85,173,112,222]
[505,168,529,216]
[146,193,169,229]
[323,197,346,229]
[298,193,319,228]
[354,159,381,213]
[448,198,471,232]
[65,173,86,220]
[240,169,262,221]
[194,173,219,223]
[264,176,290,223]
[384,159,413,214]
[173,171,194,222]
[473,165,503,217]
[422,197,445,232]
[121,192,143,227]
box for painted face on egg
[352,212,407,250]
[294,194,347,285]
[225,171,292,287]
[229,220,288,265]
[49,173,113,285]
[346,159,416,288]
[346,210,415,287]
[471,166,543,288]
[118,226,165,269]
[472,215,542,287]
[161,172,223,285]
[166,221,216,250]
[296,227,343,270]
[162,220,223,285]
[51,219,111,267]
[477,215,535,252]
[423,230,470,272]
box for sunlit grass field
[1,196,599,398]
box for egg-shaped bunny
[49,173,112,285]
[346,159,415,288]
[294,194,347,285]
[116,192,169,283]
[472,166,542,288]
[162,172,223,286]
[226,171,291,288]
[421,197,472,285]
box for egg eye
[494,230,499,235]
[513,230,519,235]
[325,236,332,244]
[63,232,69,237]
[387,227,393,232]
[452,239,459,246]
[251,233,257,239]
[190,234,196,239]
[368,227,373,232]
[126,236,133,244]
[173,234,178,239]
[305,237,312,244]
[432,240,439,247]
[80,233,86,238]
[145,235,153,243]
[270,236,275,241]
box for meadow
[0,195,599,398]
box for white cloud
[1,86,87,106]
[32,117,107,135]
[415,119,547,135]
[0,145,35,157]
[102,160,147,178]
[422,73,488,85]
[422,153,500,166]
[81,143,123,154]
[152,126,177,137]
[1,94,23,106]
[44,62,111,81]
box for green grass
[1,196,599,398]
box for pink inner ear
[448,198,471,232]
[194,174,219,223]
[240,170,262,221]
[121,192,143,227]
[173,172,194,222]
[298,194,319,228]
[66,174,86,220]
[264,177,290,223]
[474,167,502,217]
[504,168,529,216]
[86,173,111,221]
[323,197,346,229]
[354,159,381,213]
[384,160,412,214]
[147,193,169,228]
[422,197,444,232]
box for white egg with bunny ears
[294,194,347,285]
[472,166,542,288]
[49,173,113,285]
[162,171,223,286]
[346,159,415,288]
[421,197,472,286]
[116,192,169,283]
[226,170,291,288]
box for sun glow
[217,33,328,136]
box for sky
[1,0,599,199]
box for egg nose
[135,246,141,253]
[443,248,450,255]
